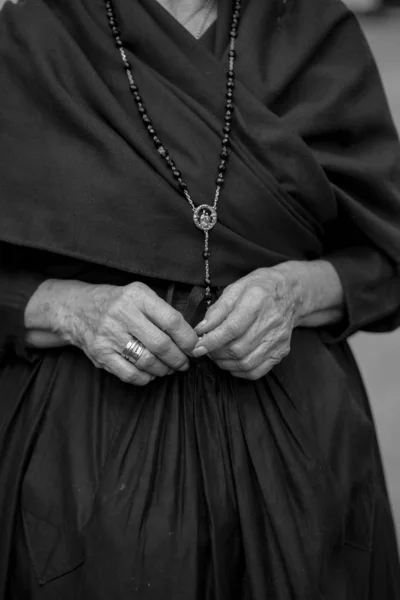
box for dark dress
[1,0,400,598]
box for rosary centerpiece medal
[105,0,242,306]
[194,205,217,231]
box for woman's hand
[192,260,344,380]
[25,280,199,386]
[192,268,299,380]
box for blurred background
[0,0,399,533]
[343,3,400,537]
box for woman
[0,0,400,597]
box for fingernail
[192,346,208,358]
[196,319,207,329]
[179,363,190,372]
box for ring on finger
[122,337,147,366]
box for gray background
[1,0,399,533]
[350,11,400,536]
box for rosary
[105,0,242,306]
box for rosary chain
[105,0,242,305]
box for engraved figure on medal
[193,204,217,231]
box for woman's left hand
[192,267,301,380]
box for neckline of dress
[142,0,233,60]
[156,0,218,40]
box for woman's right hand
[25,280,199,386]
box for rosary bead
[222,134,230,146]
[224,110,233,123]
[219,160,227,172]
[106,0,242,304]
[153,136,162,147]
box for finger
[212,341,268,373]
[134,346,173,378]
[129,315,190,372]
[229,357,279,381]
[105,354,156,386]
[208,318,265,361]
[143,293,199,354]
[194,292,235,335]
[192,300,258,357]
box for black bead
[105,0,243,295]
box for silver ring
[122,337,146,366]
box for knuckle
[248,285,265,304]
[225,320,239,338]
[162,310,184,331]
[229,342,246,359]
[129,281,148,297]
[280,343,291,359]
[154,337,171,356]
[142,351,157,369]
[240,355,254,371]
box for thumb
[195,290,235,336]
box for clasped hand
[193,267,299,380]
[42,267,299,385]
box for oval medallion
[193,205,217,231]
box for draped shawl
[0,0,400,285]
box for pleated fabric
[3,287,400,599]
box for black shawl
[0,0,400,286]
